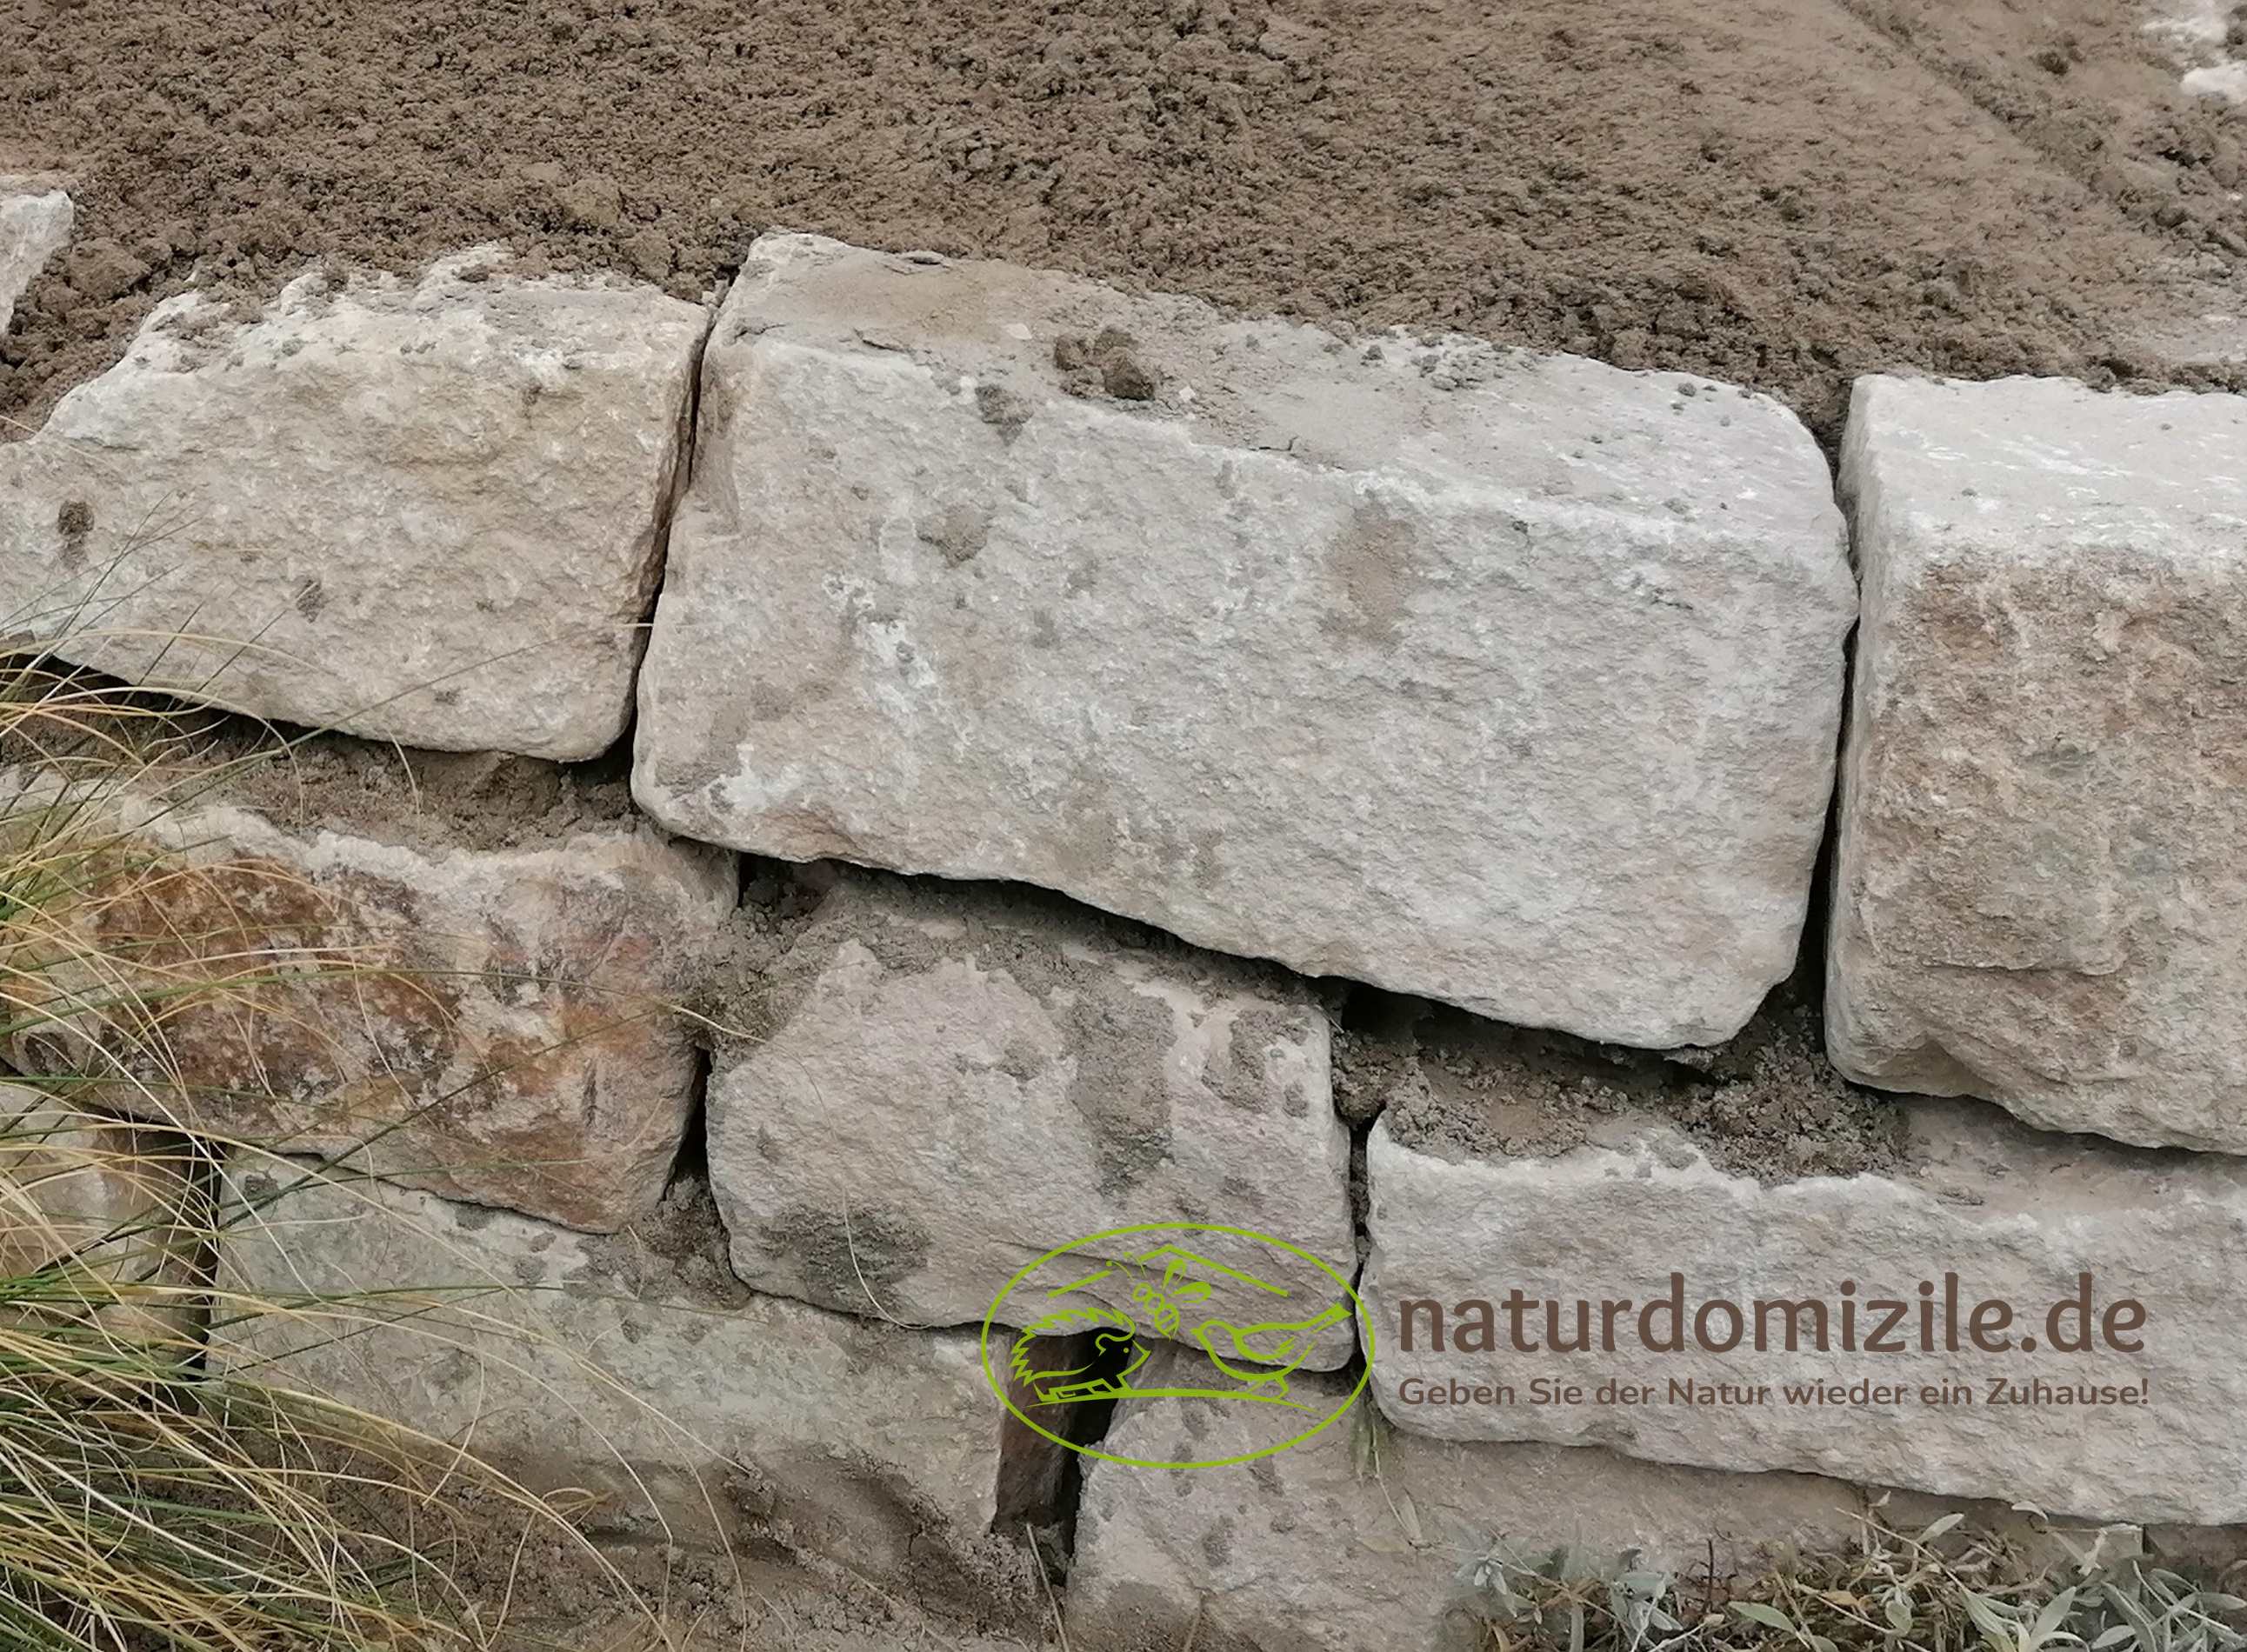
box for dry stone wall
[4,205,2247,1644]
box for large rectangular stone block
[1362,1100,2247,1525]
[633,234,1856,1049]
[706,869,1357,1366]
[214,1163,1031,1613]
[4,750,731,1231]
[1829,375,2247,1151]
[0,252,704,760]
[1067,1348,2034,1652]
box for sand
[1339,975,1910,1182]
[7,0,2247,443]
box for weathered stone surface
[1363,1099,2247,1525]
[5,763,731,1231]
[0,1081,189,1280]
[707,870,1356,1365]
[634,233,1855,1049]
[0,251,704,760]
[1829,375,2247,1152]
[1068,1346,2018,1652]
[0,188,71,337]
[214,1164,1033,1614]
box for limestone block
[1067,1347,1963,1652]
[0,189,71,336]
[706,871,1356,1365]
[0,251,704,760]
[633,233,1856,1049]
[4,764,731,1232]
[1829,375,2247,1151]
[213,1165,1030,1610]
[1362,1100,2247,1525]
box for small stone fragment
[0,188,73,336]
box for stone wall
[4,200,2244,1645]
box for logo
[980,1222,1372,1469]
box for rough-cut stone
[1067,1346,2052,1652]
[0,250,704,760]
[213,1164,1034,1615]
[707,870,1356,1364]
[5,765,731,1231]
[1363,1099,2247,1525]
[634,233,1855,1049]
[0,1081,190,1280]
[1829,375,2247,1152]
[0,188,71,337]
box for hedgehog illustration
[1013,1244,1346,1406]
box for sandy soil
[7,0,2247,443]
[1335,971,1909,1182]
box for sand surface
[7,0,2247,442]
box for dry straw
[0,640,712,1649]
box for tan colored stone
[0,251,704,760]
[0,1081,201,1351]
[4,769,731,1232]
[214,1164,1036,1618]
[634,233,1855,1050]
[705,871,1355,1362]
[1067,1347,2101,1652]
[1363,1098,2247,1525]
[1829,374,2247,1152]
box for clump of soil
[1054,325,1161,399]
[1345,981,1907,1182]
[187,725,637,853]
[580,1173,752,1310]
[9,0,2247,446]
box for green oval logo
[979,1222,1374,1469]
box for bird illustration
[1189,1300,1353,1398]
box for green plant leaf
[1964,1590,2020,1650]
[1733,1602,1797,1631]
[2032,1587,2079,1644]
